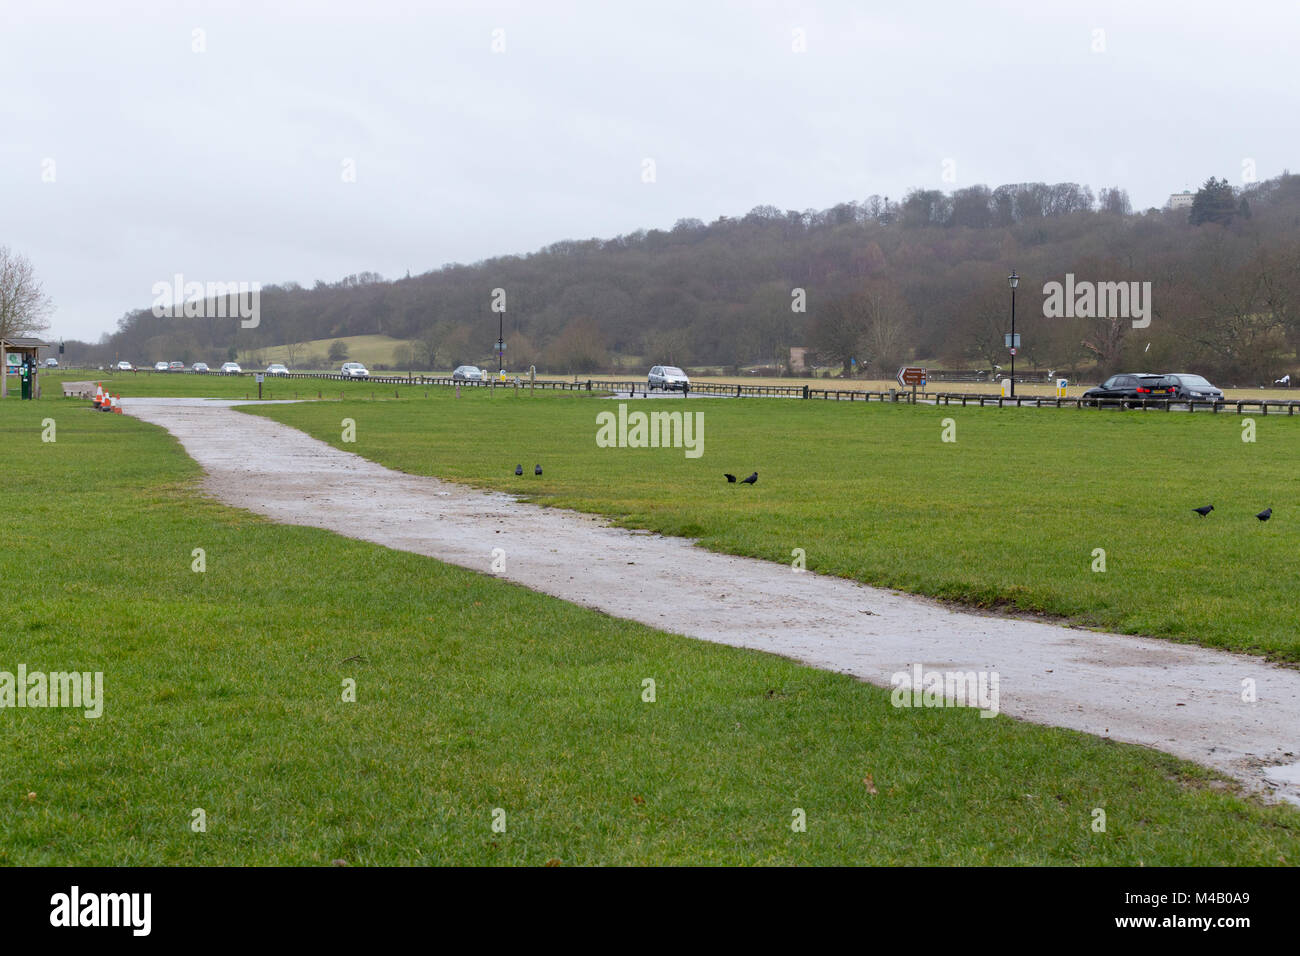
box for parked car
[44,357,59,368]
[452,365,483,381]
[221,362,242,374]
[154,361,170,372]
[192,362,210,373]
[648,365,690,392]
[265,363,289,376]
[115,361,133,371]
[1163,373,1224,402]
[341,362,369,378]
[168,361,185,371]
[1082,373,1173,406]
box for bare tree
[859,283,913,375]
[0,246,53,340]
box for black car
[1082,373,1176,407]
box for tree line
[61,173,1300,385]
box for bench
[62,381,97,399]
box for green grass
[245,389,1300,662]
[33,369,424,400]
[3,401,1299,864]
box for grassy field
[236,333,412,370]
[3,399,1299,864]
[246,388,1300,663]
[35,370,407,401]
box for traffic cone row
[91,384,122,413]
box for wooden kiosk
[0,337,50,399]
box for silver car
[648,365,690,392]
[1164,373,1224,402]
[341,362,369,378]
[452,365,483,381]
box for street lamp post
[1008,271,1019,397]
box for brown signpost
[896,366,927,402]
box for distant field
[235,333,413,370]
[248,388,1300,662]
[4,401,1299,864]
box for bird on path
[740,472,758,485]
[724,474,736,483]
[1257,507,1272,521]
[1193,505,1214,517]
[534,464,542,476]
[514,464,523,476]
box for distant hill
[78,174,1300,384]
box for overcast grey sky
[3,0,1296,342]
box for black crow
[1257,507,1272,521]
[515,464,523,476]
[741,472,758,485]
[534,464,542,476]
[724,474,736,483]
[1193,505,1214,517]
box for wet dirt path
[123,398,1300,806]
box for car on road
[192,362,209,373]
[452,365,483,381]
[648,365,690,392]
[221,362,242,375]
[341,362,369,378]
[115,361,133,371]
[1163,373,1224,402]
[1082,373,1174,406]
[44,357,59,368]
[153,361,170,372]
[168,361,185,371]
[265,363,289,376]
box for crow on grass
[534,464,542,476]
[1257,507,1272,521]
[515,464,523,476]
[724,474,736,483]
[741,472,758,485]
[1193,505,1214,517]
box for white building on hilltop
[1167,191,1195,210]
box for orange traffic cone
[102,393,113,412]
[93,383,103,407]
[114,395,123,414]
